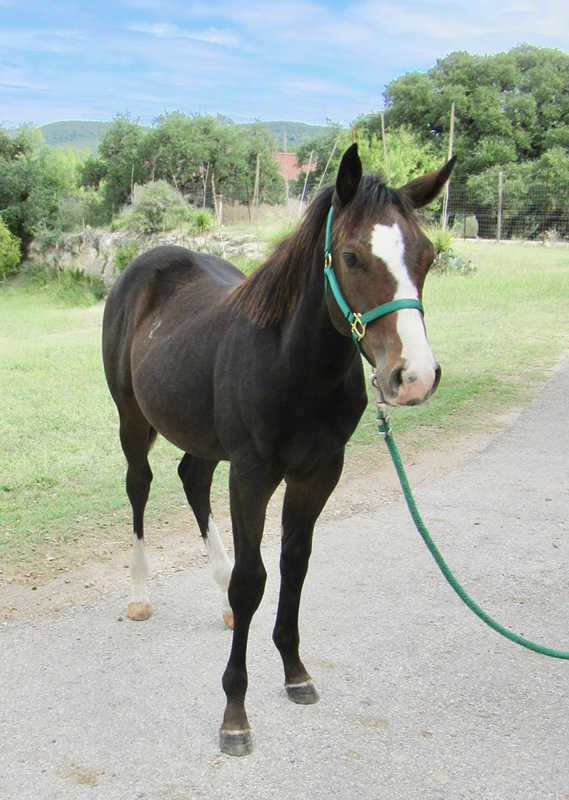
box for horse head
[326,143,455,406]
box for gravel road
[1,355,568,800]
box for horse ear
[335,143,363,206]
[398,156,457,209]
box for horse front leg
[219,460,279,757]
[273,452,344,704]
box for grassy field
[1,241,568,574]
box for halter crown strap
[323,206,424,362]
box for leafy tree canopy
[383,44,569,179]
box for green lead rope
[376,403,569,660]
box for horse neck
[281,238,360,384]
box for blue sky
[2,0,568,128]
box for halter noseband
[323,206,424,363]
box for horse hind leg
[120,412,156,621]
[178,454,234,628]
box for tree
[0,126,78,254]
[221,121,284,205]
[79,113,148,217]
[0,218,21,278]
[383,45,569,179]
[355,118,440,186]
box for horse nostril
[433,364,442,391]
[389,366,404,394]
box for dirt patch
[0,406,523,623]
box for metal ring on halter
[350,313,367,342]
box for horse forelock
[229,176,415,328]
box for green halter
[323,206,424,363]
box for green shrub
[188,208,216,235]
[0,219,22,278]
[116,181,191,234]
[432,247,477,276]
[113,242,141,273]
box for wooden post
[284,129,290,211]
[381,112,390,183]
[211,172,219,226]
[542,172,550,242]
[441,101,455,232]
[316,132,341,192]
[497,171,504,242]
[299,150,314,218]
[253,152,260,210]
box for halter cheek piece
[323,206,424,364]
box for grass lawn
[1,241,568,573]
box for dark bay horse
[102,144,455,756]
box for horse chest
[246,386,363,473]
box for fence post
[497,171,503,242]
[542,173,549,243]
[299,150,314,219]
[441,102,455,232]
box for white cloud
[128,21,240,47]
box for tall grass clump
[13,262,107,306]
[423,222,457,254]
[188,208,216,235]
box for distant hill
[39,121,115,153]
[38,119,330,154]
[261,121,329,150]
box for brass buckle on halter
[350,313,366,341]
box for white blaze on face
[370,223,437,399]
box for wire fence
[435,177,569,243]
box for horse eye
[342,252,359,269]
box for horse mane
[229,177,413,328]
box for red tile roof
[274,152,311,182]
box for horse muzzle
[374,361,441,407]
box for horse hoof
[219,728,253,756]
[222,609,234,629]
[285,679,320,705]
[127,601,152,621]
